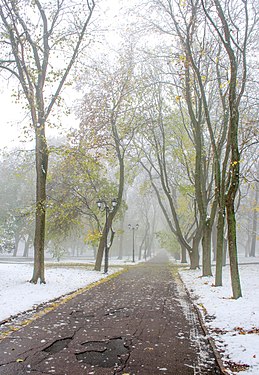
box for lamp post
[128,224,139,262]
[97,198,117,273]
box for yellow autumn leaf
[16,358,24,362]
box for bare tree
[77,51,140,271]
[0,0,95,283]
[201,0,256,298]
[142,0,257,298]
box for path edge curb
[176,267,230,375]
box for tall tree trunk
[223,236,228,267]
[215,210,225,286]
[226,201,242,298]
[212,222,217,262]
[146,233,152,258]
[189,236,200,269]
[202,219,212,276]
[30,126,48,284]
[23,235,31,257]
[225,91,242,298]
[139,235,147,260]
[250,183,258,257]
[13,233,20,257]
[94,215,110,271]
[139,225,149,261]
[181,244,187,263]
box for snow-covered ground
[0,257,142,323]
[0,258,138,323]
[0,255,259,374]
[179,257,259,375]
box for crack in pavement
[75,337,130,368]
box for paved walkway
[0,253,222,374]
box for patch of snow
[0,256,147,323]
[0,263,119,322]
[179,262,259,375]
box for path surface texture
[0,253,222,375]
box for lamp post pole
[128,224,139,263]
[97,199,117,274]
[104,207,109,273]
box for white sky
[0,0,130,150]
[0,88,23,149]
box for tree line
[0,0,258,299]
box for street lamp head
[128,224,131,229]
[97,199,102,209]
[136,224,139,230]
[112,198,117,208]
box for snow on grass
[0,256,145,323]
[0,262,121,323]
[179,261,259,375]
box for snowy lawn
[179,260,259,375]
[0,262,123,323]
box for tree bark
[94,213,115,271]
[13,233,20,257]
[212,223,217,262]
[250,183,258,257]
[225,80,242,298]
[181,244,187,263]
[226,201,242,298]
[215,210,225,286]
[23,235,31,257]
[30,126,48,284]
[189,236,200,269]
[223,237,228,266]
[202,218,213,276]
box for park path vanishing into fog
[0,253,222,374]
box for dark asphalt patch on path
[0,253,222,374]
